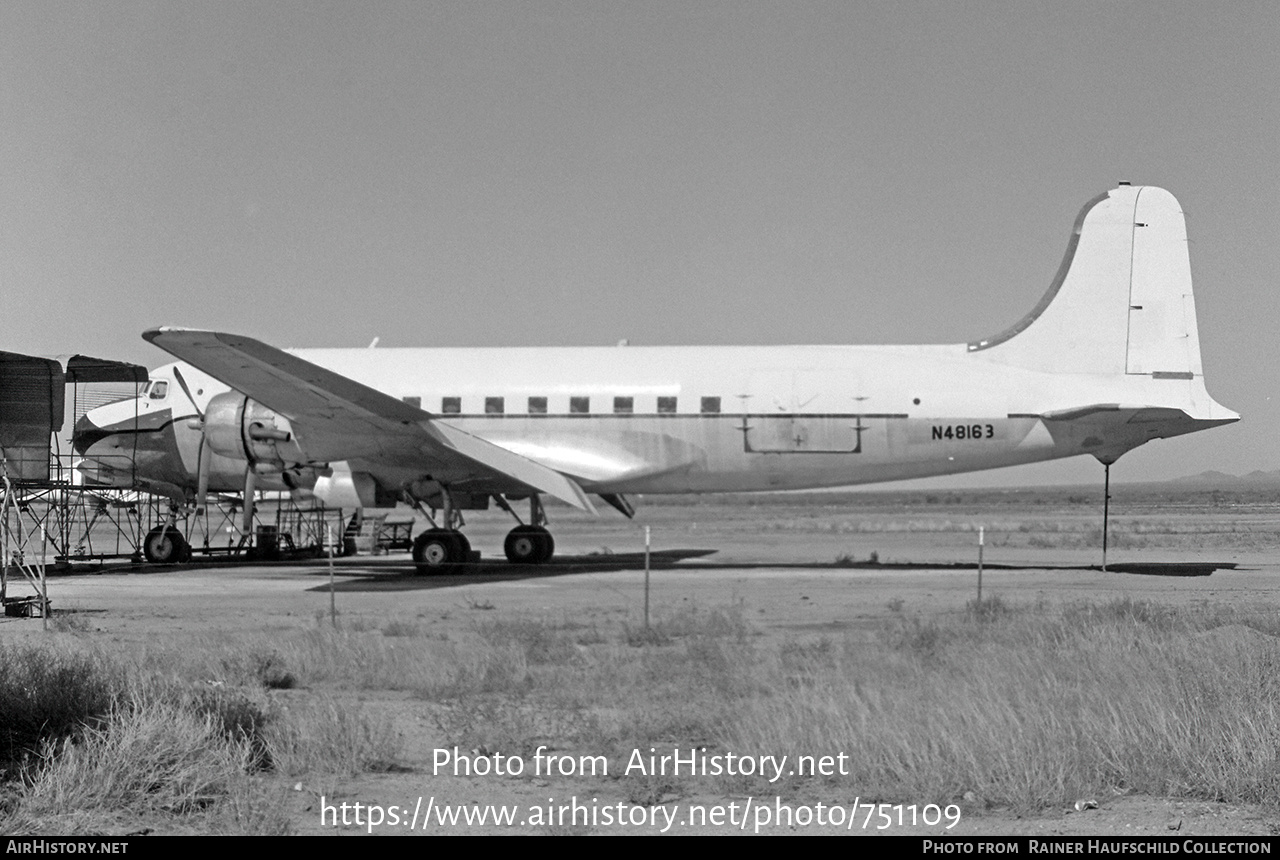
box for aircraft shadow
[306,549,722,592]
[823,560,1235,577]
[304,552,1236,593]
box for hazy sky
[3,2,1277,486]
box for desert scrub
[430,605,765,779]
[0,643,122,779]
[139,627,462,693]
[264,696,401,777]
[722,599,1280,811]
[0,638,403,834]
[17,698,255,816]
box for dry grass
[0,631,403,835]
[759,515,1280,551]
[0,643,121,779]
[653,485,1280,552]
[264,696,401,777]
[725,598,1280,810]
[20,699,254,815]
[8,588,1280,832]
[408,598,1280,812]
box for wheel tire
[504,526,539,563]
[144,526,188,564]
[536,529,555,564]
[453,532,472,568]
[413,528,461,575]
[504,526,554,564]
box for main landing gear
[498,494,555,565]
[412,528,472,574]
[408,486,473,575]
[408,488,558,575]
[503,525,554,564]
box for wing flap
[430,422,597,514]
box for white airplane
[74,184,1237,571]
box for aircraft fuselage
[76,340,1231,501]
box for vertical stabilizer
[969,185,1204,380]
[1125,187,1202,377]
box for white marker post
[644,525,651,633]
[327,525,336,628]
[977,526,984,609]
[40,525,48,633]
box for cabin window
[527,396,547,415]
[613,396,633,414]
[657,396,677,414]
[441,396,462,414]
[700,396,720,414]
[485,397,504,415]
[149,381,168,400]
[401,396,421,409]
[570,396,590,414]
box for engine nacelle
[311,466,402,508]
[204,392,308,470]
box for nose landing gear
[143,523,191,564]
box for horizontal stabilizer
[1037,402,1237,465]
[1039,403,1179,422]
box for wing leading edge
[142,327,596,513]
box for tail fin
[969,185,1203,379]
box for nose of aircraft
[73,411,115,455]
[73,397,157,455]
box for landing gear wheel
[536,530,554,564]
[504,528,538,563]
[144,526,189,564]
[504,525,554,564]
[412,528,466,575]
[454,532,472,568]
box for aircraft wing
[142,327,596,512]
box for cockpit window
[149,381,169,400]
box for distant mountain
[1171,469,1280,485]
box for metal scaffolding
[0,348,356,618]
[1,353,143,614]
[1,470,49,617]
